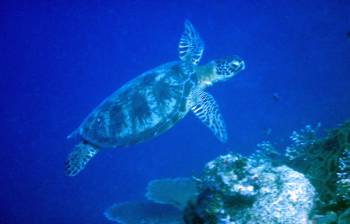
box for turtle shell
[78,61,198,148]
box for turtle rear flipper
[65,142,99,176]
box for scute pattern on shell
[79,62,197,148]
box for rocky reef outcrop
[104,121,350,224]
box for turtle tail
[65,141,99,176]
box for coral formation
[337,150,350,203]
[285,121,350,216]
[105,120,350,224]
[185,153,315,224]
[104,202,183,224]
[105,178,197,224]
[285,123,321,161]
[146,178,198,210]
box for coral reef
[105,178,196,224]
[185,153,315,224]
[337,150,350,202]
[285,121,350,216]
[338,208,350,223]
[105,120,350,224]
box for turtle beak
[239,60,245,71]
[231,58,245,74]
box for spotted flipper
[65,142,99,176]
[190,90,227,143]
[178,20,204,65]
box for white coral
[243,166,315,224]
[285,124,320,160]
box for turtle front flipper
[178,20,204,65]
[190,90,228,143]
[65,141,99,176]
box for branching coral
[285,121,350,216]
[285,123,320,161]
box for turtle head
[212,56,245,82]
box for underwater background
[1,0,350,223]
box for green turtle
[65,20,245,176]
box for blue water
[1,1,350,223]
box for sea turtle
[65,20,245,176]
